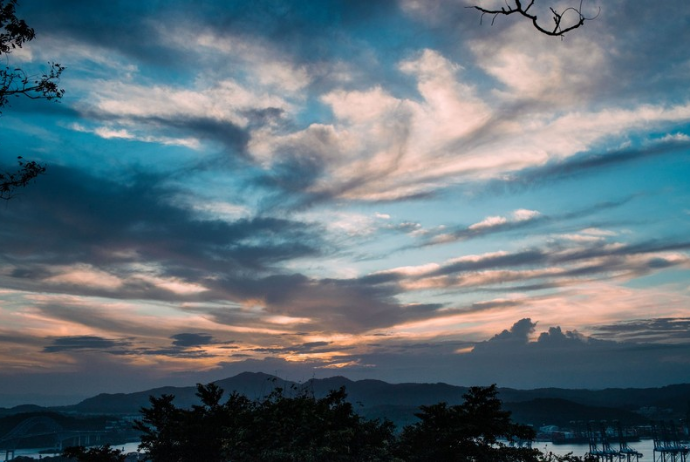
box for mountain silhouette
[2,372,687,427]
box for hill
[2,373,687,428]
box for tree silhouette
[470,0,599,38]
[0,156,45,200]
[0,0,64,199]
[134,382,395,462]
[62,444,126,462]
[396,384,540,462]
[132,382,607,461]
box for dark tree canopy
[395,384,540,462]
[132,382,595,462]
[62,444,127,462]
[470,0,598,38]
[134,382,395,462]
[0,0,64,200]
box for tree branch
[0,156,46,200]
[468,0,599,38]
[0,62,65,110]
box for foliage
[62,444,126,462]
[246,386,396,462]
[395,384,540,462]
[135,382,396,462]
[134,382,597,462]
[538,451,597,462]
[0,156,45,199]
[0,60,65,109]
[0,0,65,108]
[0,0,64,199]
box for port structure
[0,416,107,461]
[586,421,619,462]
[653,421,689,462]
[586,421,642,462]
[617,421,642,462]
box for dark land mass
[503,398,650,428]
[1,372,688,439]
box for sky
[1,0,690,406]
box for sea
[5,441,141,459]
[537,438,656,461]
[7,439,659,461]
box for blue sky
[1,0,690,405]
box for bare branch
[468,0,599,38]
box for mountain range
[2,372,688,429]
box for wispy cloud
[0,0,688,396]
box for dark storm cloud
[43,336,131,353]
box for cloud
[477,318,536,348]
[422,209,542,246]
[19,0,690,209]
[591,318,690,344]
[171,333,216,348]
[493,137,690,191]
[2,162,688,346]
[197,273,445,334]
[43,336,130,353]
[0,165,325,296]
[199,318,690,389]
[2,0,689,397]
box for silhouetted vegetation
[396,385,540,461]
[469,0,599,38]
[133,383,394,462]
[119,382,596,462]
[0,0,64,199]
[62,444,126,462]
